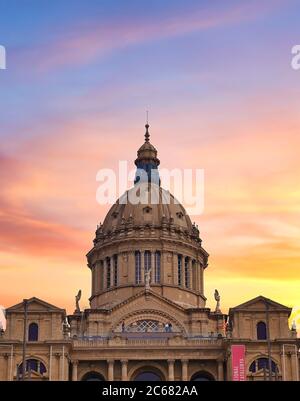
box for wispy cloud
[12,0,284,73]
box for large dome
[101,186,194,236]
[93,184,201,248]
[88,124,208,310]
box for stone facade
[0,126,299,381]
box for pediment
[109,289,186,313]
[6,297,65,314]
[230,296,291,313]
[103,290,188,335]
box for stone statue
[291,320,297,331]
[75,290,82,313]
[62,316,71,338]
[214,289,221,312]
[145,268,152,290]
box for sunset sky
[0,0,300,321]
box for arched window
[249,358,278,374]
[127,320,159,332]
[155,251,161,283]
[18,359,46,376]
[135,251,141,284]
[144,251,151,281]
[28,323,38,341]
[257,321,267,340]
[106,257,111,288]
[184,257,190,288]
[113,254,118,287]
[178,255,182,286]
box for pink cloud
[14,0,285,73]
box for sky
[0,0,300,328]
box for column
[59,350,68,381]
[2,354,9,381]
[181,359,188,381]
[100,260,104,291]
[171,252,176,286]
[188,258,192,289]
[168,359,175,381]
[100,263,103,292]
[290,347,298,381]
[91,265,95,295]
[192,260,196,291]
[121,360,128,381]
[174,253,178,286]
[96,264,99,294]
[198,262,203,294]
[103,262,107,289]
[72,360,78,381]
[7,351,14,381]
[110,256,115,287]
[217,359,224,381]
[128,251,135,284]
[295,349,299,381]
[108,359,114,381]
[0,355,4,381]
[95,262,100,293]
[49,346,53,381]
[281,348,285,381]
[59,354,64,381]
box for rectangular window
[100,260,104,290]
[184,257,190,288]
[155,251,161,283]
[144,250,151,273]
[113,255,118,287]
[178,254,182,286]
[135,251,141,284]
[106,257,111,288]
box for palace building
[0,125,299,381]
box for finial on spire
[145,110,150,142]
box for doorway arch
[131,366,165,381]
[81,371,105,381]
[191,371,215,381]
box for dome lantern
[134,123,160,185]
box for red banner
[231,345,246,381]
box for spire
[145,123,150,143]
[145,110,150,142]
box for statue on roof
[75,290,82,313]
[214,289,221,313]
